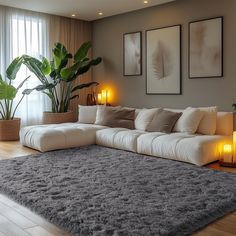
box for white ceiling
[0,0,175,21]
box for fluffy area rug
[0,145,236,236]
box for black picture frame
[123,31,142,76]
[145,24,182,95]
[189,16,223,79]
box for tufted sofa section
[20,123,107,152]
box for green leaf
[70,57,102,82]
[22,83,56,95]
[6,57,23,80]
[71,82,98,93]
[36,83,57,91]
[41,57,51,75]
[22,55,47,82]
[63,57,102,83]
[52,43,68,69]
[0,80,17,100]
[74,41,92,63]
[60,62,80,81]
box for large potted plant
[22,41,102,124]
[0,57,34,141]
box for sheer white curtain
[0,7,6,77]
[4,7,51,126]
[0,7,92,125]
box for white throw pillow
[95,105,106,125]
[197,106,218,135]
[135,109,142,118]
[135,108,160,131]
[173,107,204,134]
[78,105,97,124]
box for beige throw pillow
[95,106,135,129]
[95,105,120,125]
[135,108,161,131]
[215,112,233,136]
[173,107,204,134]
[147,110,182,133]
[197,106,218,135]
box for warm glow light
[97,93,102,104]
[98,89,112,105]
[98,12,103,16]
[223,144,232,163]
[101,90,107,104]
[233,131,236,162]
[97,86,114,105]
[144,0,148,4]
[107,90,110,101]
[224,144,232,153]
[71,14,76,17]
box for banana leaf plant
[22,42,102,113]
[0,56,34,120]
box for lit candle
[97,93,102,104]
[101,90,107,105]
[106,90,110,104]
[233,132,236,162]
[223,144,232,163]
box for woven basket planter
[0,118,21,141]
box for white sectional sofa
[20,106,233,166]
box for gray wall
[92,0,236,111]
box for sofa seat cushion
[96,128,146,152]
[20,123,107,152]
[137,132,232,166]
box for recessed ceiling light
[144,0,148,4]
[71,14,76,17]
[98,12,103,16]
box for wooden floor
[0,142,236,236]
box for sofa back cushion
[78,105,97,124]
[216,112,233,136]
[95,106,135,129]
[196,106,218,135]
[173,107,204,134]
[135,108,160,131]
[147,110,182,133]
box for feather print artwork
[152,40,172,80]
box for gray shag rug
[0,145,236,236]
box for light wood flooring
[0,141,236,236]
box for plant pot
[43,111,74,124]
[0,118,21,141]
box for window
[1,8,50,125]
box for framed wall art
[146,25,181,94]
[123,31,142,76]
[189,17,223,78]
